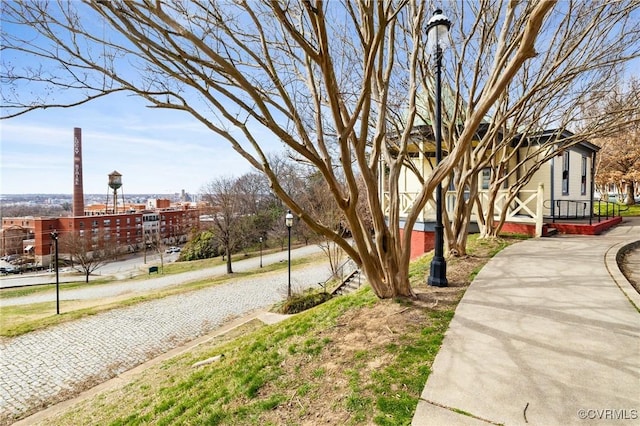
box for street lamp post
[285,210,294,298]
[50,230,60,314]
[427,9,450,288]
[259,236,263,268]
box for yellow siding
[391,144,594,221]
[400,156,435,194]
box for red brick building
[1,205,200,267]
[0,220,35,258]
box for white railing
[382,191,457,221]
[383,183,545,236]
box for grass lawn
[621,204,640,216]
[595,202,640,217]
[31,234,523,426]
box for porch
[384,186,624,258]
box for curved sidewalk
[413,218,640,425]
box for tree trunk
[360,246,413,299]
[225,246,233,274]
[447,171,479,257]
[479,181,502,238]
[625,182,636,205]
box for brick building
[1,205,200,267]
[0,220,35,258]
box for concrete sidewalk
[413,218,640,425]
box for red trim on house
[548,217,622,235]
[404,217,622,258]
[499,222,541,237]
[400,228,436,259]
[499,217,622,236]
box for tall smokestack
[73,127,85,217]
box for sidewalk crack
[418,397,504,425]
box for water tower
[107,171,123,214]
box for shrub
[180,230,219,261]
[278,289,333,314]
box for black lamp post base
[428,256,448,287]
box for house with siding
[509,129,600,219]
[383,125,616,259]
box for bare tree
[596,139,640,205]
[59,230,113,283]
[1,1,557,298]
[429,1,640,251]
[201,176,246,274]
[300,171,348,275]
[594,79,640,205]
[234,171,282,250]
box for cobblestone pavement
[0,259,332,424]
[1,244,324,306]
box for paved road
[0,244,324,307]
[0,245,330,424]
[0,252,178,289]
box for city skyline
[1,92,282,196]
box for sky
[2,2,638,196]
[0,92,277,195]
[0,3,282,196]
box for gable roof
[511,129,600,153]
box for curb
[605,239,640,311]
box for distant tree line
[0,203,72,220]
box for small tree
[300,171,348,276]
[59,231,112,283]
[181,229,219,261]
[201,176,247,274]
[233,171,282,251]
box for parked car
[1,265,20,274]
[4,254,20,263]
[165,246,181,254]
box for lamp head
[285,210,294,228]
[426,8,451,52]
